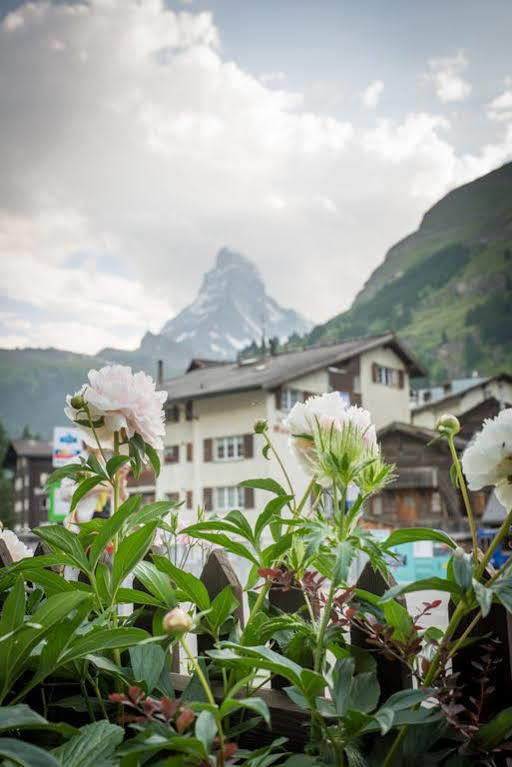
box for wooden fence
[1,541,511,751]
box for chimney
[157,359,164,386]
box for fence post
[197,548,244,658]
[269,580,313,690]
[351,561,412,701]
[449,579,512,719]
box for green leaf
[452,549,473,591]
[239,477,288,495]
[474,707,512,749]
[254,495,294,544]
[86,452,108,478]
[472,579,492,617]
[220,697,271,726]
[209,586,239,633]
[0,737,61,767]
[126,501,175,531]
[0,704,47,731]
[260,533,294,568]
[116,587,162,607]
[60,627,149,664]
[195,710,217,752]
[111,521,157,593]
[105,454,130,478]
[382,528,457,550]
[180,531,259,566]
[130,643,166,693]
[70,475,107,513]
[372,707,395,735]
[21,567,91,598]
[382,688,431,711]
[0,577,25,687]
[332,541,354,585]
[347,671,380,714]
[492,575,512,613]
[52,720,124,767]
[225,509,255,543]
[133,560,177,608]
[35,525,90,573]
[380,577,462,603]
[332,657,355,715]
[45,463,85,488]
[88,494,141,568]
[144,442,161,477]
[153,555,210,611]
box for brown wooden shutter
[203,487,212,511]
[186,442,193,462]
[372,362,379,383]
[186,490,193,509]
[274,387,282,410]
[243,433,254,459]
[398,370,405,389]
[244,486,254,509]
[203,438,212,462]
[185,400,193,421]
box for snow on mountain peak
[160,247,312,359]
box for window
[167,405,180,423]
[431,492,441,513]
[164,445,179,464]
[215,486,245,511]
[24,473,30,487]
[15,477,22,491]
[166,492,180,503]
[281,388,301,412]
[372,496,383,516]
[372,363,404,389]
[15,500,22,513]
[215,435,244,461]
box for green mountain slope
[308,161,512,382]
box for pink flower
[65,365,167,450]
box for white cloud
[0,2,510,355]
[362,80,384,109]
[260,71,287,85]
[427,52,472,103]
[487,88,512,122]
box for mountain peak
[160,248,311,358]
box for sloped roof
[481,491,507,526]
[411,372,512,414]
[8,440,52,458]
[162,332,425,404]
[378,420,467,450]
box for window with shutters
[215,435,244,461]
[372,364,405,389]
[280,388,302,412]
[167,405,180,423]
[166,492,180,503]
[164,445,179,463]
[214,486,246,511]
[186,442,193,462]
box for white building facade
[156,333,424,524]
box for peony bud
[435,413,460,437]
[162,607,193,634]
[254,418,268,434]
[70,393,85,410]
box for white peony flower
[284,392,379,488]
[0,528,32,562]
[65,365,167,450]
[462,408,512,509]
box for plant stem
[179,636,225,766]
[314,577,337,674]
[263,432,296,510]
[80,678,96,723]
[88,671,108,719]
[476,508,512,579]
[488,554,512,584]
[446,610,482,661]
[85,404,108,466]
[296,478,315,516]
[448,436,478,564]
[240,581,271,645]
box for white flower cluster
[462,408,512,509]
[284,392,379,488]
[66,365,167,451]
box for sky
[1,0,512,355]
